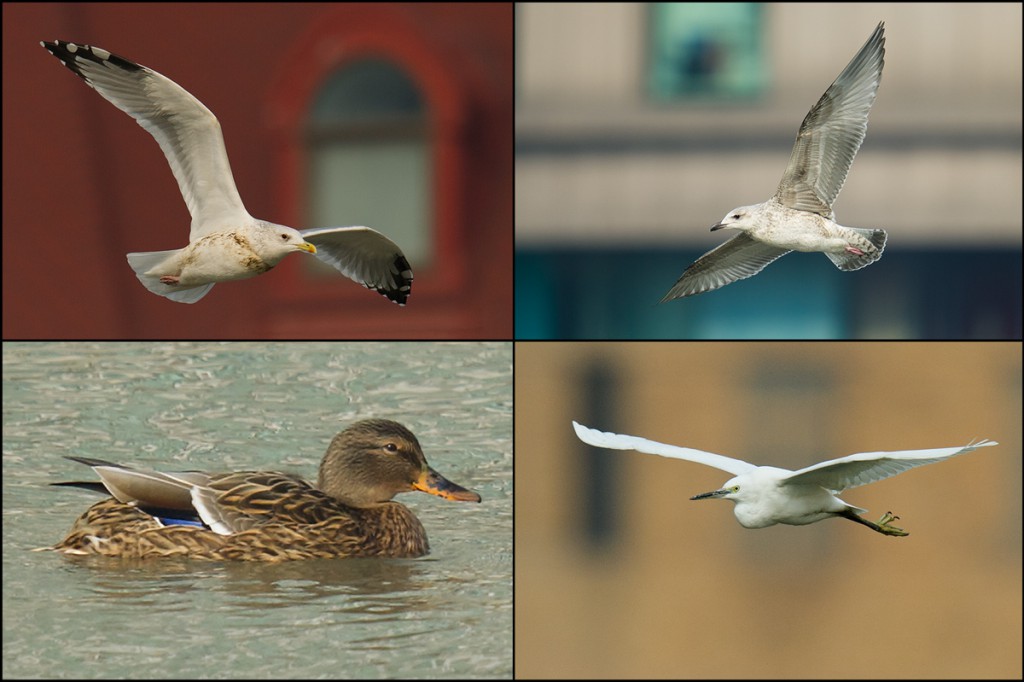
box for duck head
[318,419,482,507]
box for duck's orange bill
[414,468,481,503]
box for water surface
[3,342,511,678]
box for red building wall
[3,3,512,338]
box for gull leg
[844,245,866,256]
[838,508,909,537]
[160,275,180,285]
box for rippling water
[2,342,511,678]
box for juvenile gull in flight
[41,40,413,304]
[662,22,887,301]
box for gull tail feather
[825,228,887,272]
[126,250,214,304]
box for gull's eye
[279,233,290,242]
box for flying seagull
[662,22,886,301]
[41,40,413,304]
[573,421,996,536]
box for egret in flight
[573,421,996,537]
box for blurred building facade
[6,3,512,338]
[515,3,1022,338]
[515,341,1022,678]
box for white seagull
[573,421,997,537]
[41,40,413,305]
[662,22,887,301]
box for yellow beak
[297,242,317,254]
[413,467,482,503]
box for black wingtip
[376,254,413,306]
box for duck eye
[383,443,398,453]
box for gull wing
[573,422,757,476]
[661,232,790,302]
[781,439,998,492]
[772,22,885,217]
[299,226,413,305]
[41,40,250,240]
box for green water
[2,342,512,678]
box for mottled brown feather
[51,419,480,561]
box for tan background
[516,342,1021,678]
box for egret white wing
[782,439,997,492]
[572,422,757,475]
[300,226,413,305]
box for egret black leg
[838,508,909,537]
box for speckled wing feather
[773,22,885,217]
[661,233,791,301]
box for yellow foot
[876,511,909,537]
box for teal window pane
[310,59,425,122]
[305,59,432,272]
[649,2,764,101]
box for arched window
[266,14,482,328]
[303,58,432,280]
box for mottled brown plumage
[52,419,481,561]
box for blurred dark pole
[578,356,620,551]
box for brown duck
[52,419,481,561]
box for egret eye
[731,486,740,492]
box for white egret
[573,421,997,537]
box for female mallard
[52,419,481,561]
